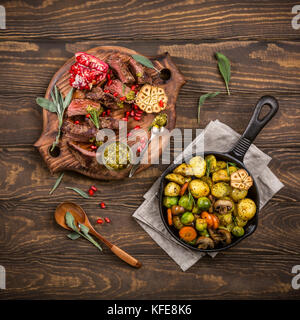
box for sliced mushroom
[208,228,232,245]
[214,199,233,214]
[230,169,253,190]
[196,236,215,249]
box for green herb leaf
[198,92,220,124]
[206,159,211,178]
[67,232,81,240]
[65,211,79,232]
[87,107,100,129]
[36,97,57,113]
[226,162,230,177]
[65,187,90,199]
[131,54,159,72]
[78,223,89,236]
[122,83,126,95]
[63,88,74,111]
[215,52,231,95]
[49,172,64,195]
[228,162,237,167]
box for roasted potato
[189,179,210,198]
[189,156,206,178]
[173,163,193,177]
[237,198,256,220]
[212,169,230,182]
[165,173,186,185]
[214,161,227,172]
[228,166,238,175]
[211,182,231,198]
[205,154,217,172]
[164,182,181,196]
[200,176,213,189]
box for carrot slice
[179,182,189,196]
[201,211,214,228]
[179,226,197,242]
[211,214,219,229]
[167,208,173,226]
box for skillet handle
[228,96,279,162]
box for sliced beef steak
[62,119,97,142]
[85,85,105,101]
[128,57,148,84]
[107,53,135,84]
[104,79,131,98]
[68,141,99,169]
[67,99,100,117]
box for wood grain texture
[1,0,299,41]
[0,0,300,300]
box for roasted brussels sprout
[165,173,186,185]
[180,212,195,225]
[237,198,256,220]
[173,216,184,230]
[200,176,213,189]
[189,156,206,178]
[197,197,211,211]
[163,196,178,208]
[219,222,235,232]
[189,179,210,198]
[232,226,245,237]
[173,163,193,177]
[199,229,210,238]
[178,194,193,211]
[212,169,230,182]
[205,154,217,172]
[211,182,231,198]
[195,218,207,232]
[164,182,181,196]
[231,188,248,202]
[218,213,233,226]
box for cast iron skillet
[159,96,279,253]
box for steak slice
[128,57,148,84]
[68,141,98,169]
[67,99,100,117]
[62,119,97,142]
[104,79,131,98]
[85,85,105,101]
[108,53,135,84]
[99,117,120,130]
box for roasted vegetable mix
[163,155,255,249]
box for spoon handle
[110,245,142,268]
[90,229,142,268]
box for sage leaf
[198,92,220,124]
[49,172,64,195]
[65,187,90,199]
[78,223,89,236]
[36,97,57,113]
[206,159,211,178]
[67,232,81,240]
[226,162,230,176]
[215,52,231,95]
[131,54,159,72]
[65,211,79,232]
[63,87,74,111]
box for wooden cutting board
[34,46,186,180]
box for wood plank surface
[0,0,299,300]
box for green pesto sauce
[103,142,131,170]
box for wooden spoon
[55,202,142,268]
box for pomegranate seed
[137,146,142,153]
[125,111,130,117]
[100,202,106,209]
[102,111,106,117]
[134,125,141,130]
[107,73,111,80]
[86,113,91,118]
[134,116,141,121]
[113,92,118,97]
[131,85,136,90]
[88,189,94,196]
[159,100,164,108]
[74,120,80,124]
[120,96,126,101]
[97,218,104,225]
[122,117,128,121]
[90,185,97,192]
[133,104,139,110]
[107,79,112,86]
[130,110,135,117]
[106,109,111,116]
[104,217,111,223]
[104,89,110,93]
[136,110,143,115]
[90,145,97,150]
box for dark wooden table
[0,0,299,300]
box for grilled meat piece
[99,117,120,130]
[62,119,97,142]
[128,57,148,84]
[67,99,100,117]
[85,85,105,101]
[68,141,99,169]
[107,53,135,84]
[104,79,131,98]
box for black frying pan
[159,96,279,252]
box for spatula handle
[110,245,142,268]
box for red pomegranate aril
[104,89,110,93]
[74,120,80,124]
[102,111,106,117]
[86,113,91,118]
[106,109,111,116]
[136,110,143,115]
[137,146,142,153]
[131,85,136,91]
[159,100,164,108]
[134,116,141,121]
[125,111,130,117]
[113,92,118,97]
[130,110,135,117]
[97,218,104,224]
[90,145,97,150]
[122,117,128,121]
[90,185,97,192]
[134,125,141,130]
[104,217,111,223]
[133,104,139,110]
[120,96,126,101]
[107,73,111,80]
[107,79,112,86]
[88,189,94,196]
[100,202,106,209]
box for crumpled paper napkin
[132,120,284,271]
